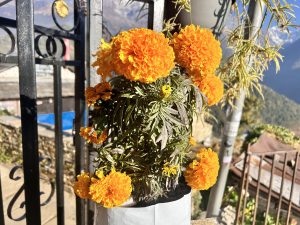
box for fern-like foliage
[90,66,203,202]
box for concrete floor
[0,163,219,225]
[0,163,76,225]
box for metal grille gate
[0,0,165,225]
[0,0,86,224]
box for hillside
[258,86,300,128]
[263,38,300,104]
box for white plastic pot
[93,192,191,225]
[165,0,232,36]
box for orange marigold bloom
[89,169,132,208]
[85,82,112,106]
[92,39,114,81]
[112,28,175,83]
[171,25,222,78]
[184,148,219,190]
[73,171,91,199]
[193,75,224,106]
[80,127,108,144]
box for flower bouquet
[74,25,223,225]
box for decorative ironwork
[0,0,13,7]
[35,34,66,59]
[0,26,15,56]
[7,158,55,221]
[52,0,81,32]
[0,0,82,59]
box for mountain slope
[262,38,300,104]
[259,86,300,128]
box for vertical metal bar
[276,153,288,225]
[286,152,299,224]
[74,3,87,225]
[147,0,165,31]
[53,65,65,225]
[234,153,249,225]
[235,151,249,225]
[0,170,5,225]
[252,155,264,225]
[89,0,102,86]
[87,0,102,223]
[241,155,252,225]
[264,155,276,225]
[15,1,41,225]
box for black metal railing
[0,0,86,225]
[0,0,165,224]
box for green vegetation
[0,109,11,116]
[259,86,300,128]
[223,186,283,225]
[240,86,300,132]
[245,124,300,147]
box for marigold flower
[73,171,91,199]
[89,169,132,208]
[161,84,172,98]
[162,163,178,177]
[55,0,69,18]
[171,25,222,78]
[112,28,175,83]
[184,148,219,190]
[92,39,114,81]
[85,82,112,106]
[189,136,197,146]
[80,127,108,144]
[193,75,224,106]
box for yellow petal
[55,0,69,18]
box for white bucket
[93,192,191,225]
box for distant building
[0,65,75,115]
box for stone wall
[0,115,75,185]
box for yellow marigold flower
[112,28,175,83]
[162,162,178,177]
[73,171,91,199]
[89,169,132,208]
[193,75,224,106]
[161,84,172,98]
[54,0,69,18]
[184,148,219,190]
[92,39,114,81]
[85,82,112,106]
[95,169,105,179]
[189,136,197,146]
[80,127,108,145]
[171,25,222,78]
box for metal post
[53,65,65,225]
[87,1,103,224]
[252,155,264,225]
[276,153,288,225]
[148,0,165,31]
[206,0,266,217]
[264,155,276,225]
[16,1,42,224]
[88,0,102,86]
[235,152,248,224]
[286,152,300,224]
[74,4,87,225]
